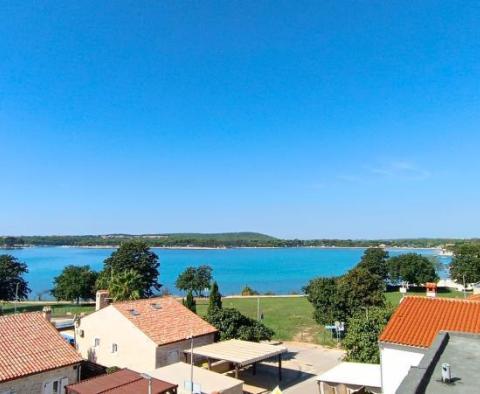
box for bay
[2,247,449,299]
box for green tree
[184,290,196,313]
[0,255,30,300]
[303,277,341,325]
[51,265,98,303]
[175,265,212,296]
[99,241,160,297]
[241,285,259,296]
[208,281,222,314]
[108,269,144,301]
[206,307,274,342]
[343,307,393,363]
[450,243,480,284]
[357,248,389,280]
[337,267,385,321]
[388,253,439,285]
[2,237,24,248]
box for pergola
[185,339,288,380]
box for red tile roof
[66,368,177,394]
[0,312,82,383]
[113,296,217,345]
[379,296,480,348]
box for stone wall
[0,364,79,394]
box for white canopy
[317,362,382,391]
[150,362,243,394]
[186,339,287,367]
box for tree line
[2,234,476,249]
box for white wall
[76,305,157,372]
[155,334,215,368]
[380,344,425,394]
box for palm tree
[108,269,143,301]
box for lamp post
[186,332,194,393]
[140,373,152,394]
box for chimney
[426,282,437,298]
[96,290,110,311]
[42,306,52,322]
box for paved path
[234,342,344,394]
[282,342,344,394]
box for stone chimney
[96,290,110,311]
[42,306,52,322]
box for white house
[75,294,217,372]
[378,296,480,393]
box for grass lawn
[0,302,94,317]
[196,296,338,346]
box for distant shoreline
[1,245,443,251]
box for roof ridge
[403,295,480,304]
[111,295,168,307]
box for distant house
[379,297,480,394]
[472,281,480,295]
[75,294,218,372]
[66,368,177,394]
[0,312,82,394]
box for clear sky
[1,1,479,239]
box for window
[42,377,68,394]
[94,337,100,347]
[111,343,118,353]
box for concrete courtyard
[225,341,345,394]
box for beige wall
[0,364,79,394]
[76,306,215,372]
[155,333,215,368]
[75,306,157,372]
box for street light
[186,332,194,394]
[140,373,152,394]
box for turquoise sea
[2,247,449,299]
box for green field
[385,288,466,306]
[196,296,338,346]
[0,303,94,317]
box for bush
[206,307,274,342]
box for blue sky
[1,1,479,239]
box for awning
[317,362,382,393]
[150,362,243,394]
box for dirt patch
[292,326,318,343]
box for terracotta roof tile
[468,294,480,301]
[113,296,217,345]
[66,368,177,394]
[379,296,480,348]
[0,312,82,383]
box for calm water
[2,247,449,299]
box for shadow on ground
[226,361,315,394]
